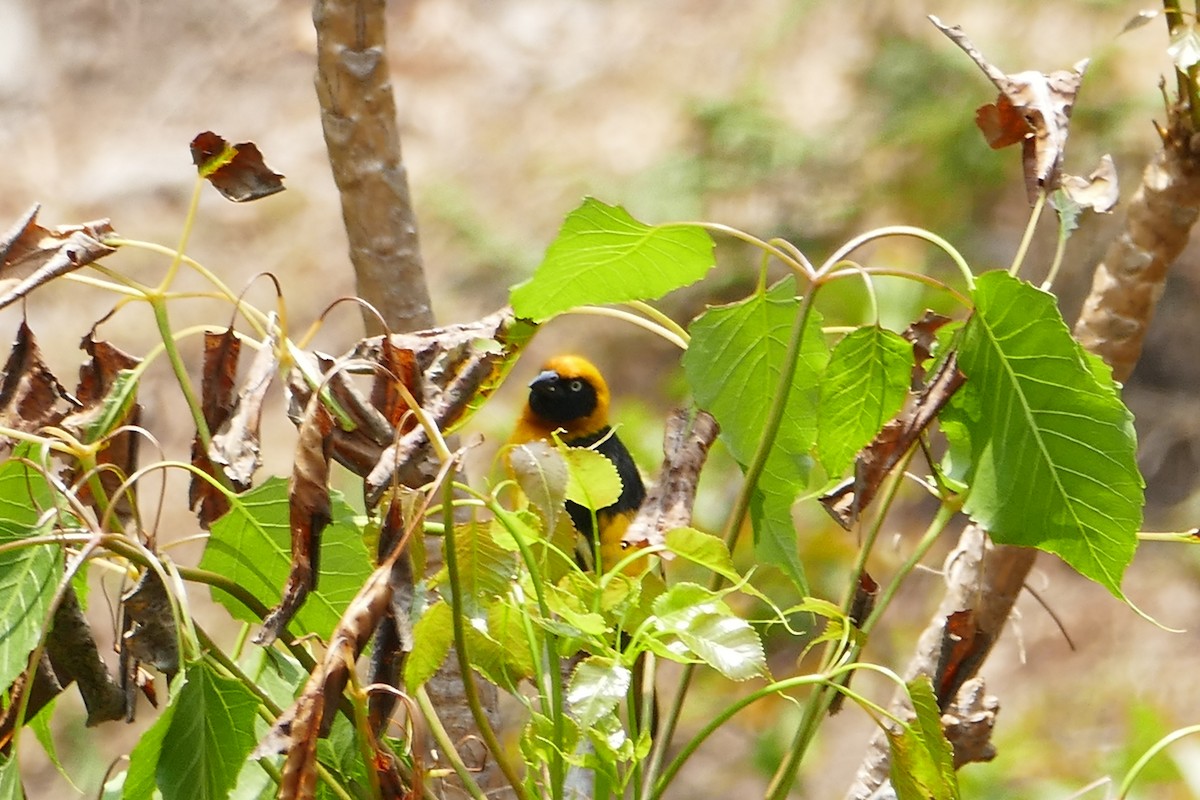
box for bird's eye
[569,379,584,392]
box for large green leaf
[126,664,260,800]
[945,271,1142,597]
[0,460,62,695]
[404,600,454,693]
[683,276,828,592]
[510,198,714,321]
[201,477,374,641]
[817,325,912,475]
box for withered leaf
[975,94,1029,150]
[828,570,880,715]
[63,333,142,529]
[371,338,420,432]
[902,310,953,370]
[190,326,242,526]
[255,552,400,798]
[1061,154,1119,213]
[209,323,279,490]
[932,15,1088,202]
[255,392,335,646]
[368,498,415,734]
[935,609,992,709]
[820,353,965,528]
[0,205,117,311]
[190,131,286,203]
[121,569,180,679]
[0,322,76,456]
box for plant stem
[816,225,975,291]
[764,500,957,799]
[415,687,492,800]
[1009,190,1046,278]
[641,285,820,796]
[570,306,688,350]
[440,473,532,800]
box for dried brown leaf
[121,569,180,679]
[0,322,76,456]
[368,498,414,734]
[255,393,335,646]
[0,205,117,310]
[1061,154,1120,213]
[820,354,965,528]
[190,327,242,526]
[371,338,420,431]
[63,333,142,528]
[209,325,279,489]
[190,131,285,203]
[901,310,953,377]
[934,610,992,709]
[932,15,1088,201]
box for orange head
[514,355,612,442]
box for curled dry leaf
[901,310,953,381]
[934,610,991,710]
[368,497,415,734]
[1061,154,1120,213]
[62,332,142,529]
[208,321,280,491]
[0,322,77,456]
[931,15,1088,202]
[190,326,241,526]
[942,678,999,767]
[121,569,180,679]
[821,354,966,529]
[0,204,117,312]
[623,409,720,552]
[255,391,335,646]
[190,131,285,203]
[256,539,404,798]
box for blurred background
[3,0,1200,796]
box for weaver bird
[509,355,646,571]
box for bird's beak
[529,370,560,390]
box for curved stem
[824,267,973,309]
[816,225,975,292]
[569,306,688,350]
[415,687,492,800]
[1117,723,1200,799]
[692,222,814,281]
[157,175,205,291]
[625,300,691,345]
[1040,215,1070,291]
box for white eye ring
[569,379,584,392]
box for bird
[509,354,646,572]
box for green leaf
[817,326,912,475]
[154,662,260,800]
[664,527,738,582]
[887,677,959,800]
[465,599,538,688]
[29,698,77,791]
[436,520,519,619]
[945,272,1142,597]
[80,369,139,443]
[563,447,622,511]
[125,672,186,799]
[648,583,766,680]
[510,198,715,322]
[567,656,631,728]
[200,477,374,641]
[684,276,828,593]
[405,600,454,693]
[0,460,62,696]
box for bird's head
[525,355,612,436]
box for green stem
[148,298,223,483]
[158,175,205,291]
[642,285,821,795]
[823,266,973,309]
[1118,723,1200,798]
[764,501,957,799]
[817,225,975,291]
[1040,210,1070,291]
[570,306,688,350]
[441,474,532,800]
[693,222,814,280]
[415,687,492,800]
[1008,190,1046,278]
[626,300,691,344]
